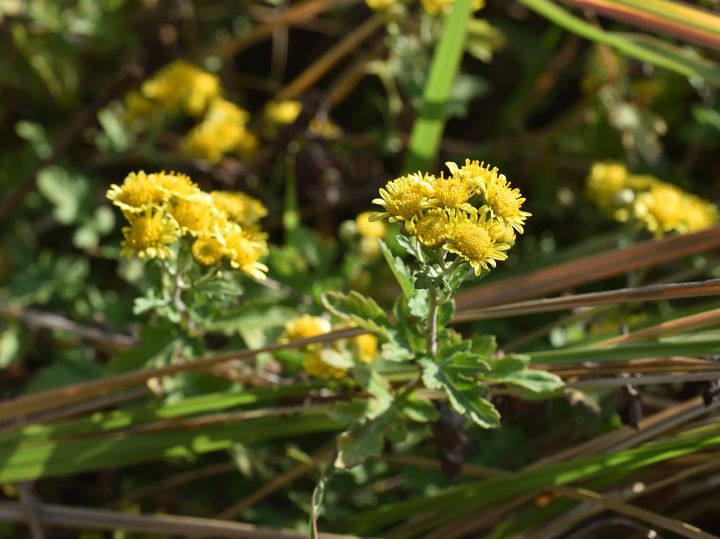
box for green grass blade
[404,0,474,172]
[517,0,720,86]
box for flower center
[415,212,451,247]
[386,188,425,220]
[453,221,493,260]
[128,215,165,248]
[488,187,519,219]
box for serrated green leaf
[322,290,391,340]
[380,239,413,298]
[335,406,398,469]
[353,364,392,409]
[380,341,414,362]
[486,354,530,375]
[408,288,430,318]
[489,369,564,394]
[399,394,440,423]
[471,334,497,357]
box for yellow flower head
[634,184,695,237]
[211,191,268,227]
[412,208,454,248]
[106,171,167,214]
[155,171,200,199]
[303,350,347,379]
[120,209,179,260]
[421,0,484,16]
[182,98,253,162]
[141,60,221,116]
[356,211,386,239]
[684,194,718,232]
[281,315,332,343]
[353,333,377,362]
[192,237,224,266]
[427,165,478,210]
[265,100,302,124]
[372,172,434,224]
[586,161,629,211]
[444,211,509,275]
[169,194,218,237]
[223,223,268,280]
[479,173,531,233]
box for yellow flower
[155,171,200,199]
[106,171,167,214]
[356,211,386,239]
[281,315,332,343]
[353,333,377,362]
[586,161,629,212]
[308,117,342,140]
[182,98,253,162]
[684,194,718,232]
[222,223,268,280]
[141,60,221,116]
[168,195,218,237]
[265,100,302,124]
[120,209,178,260]
[633,184,715,237]
[444,211,509,275]
[366,0,395,8]
[421,0,484,16]
[211,191,268,227]
[303,350,348,379]
[192,237,224,266]
[412,208,454,248]
[372,172,434,224]
[427,166,477,210]
[479,173,531,233]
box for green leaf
[322,290,391,340]
[489,369,564,394]
[470,334,497,357]
[486,354,530,375]
[0,323,24,369]
[380,341,414,362]
[353,364,393,410]
[36,166,88,225]
[319,348,354,370]
[379,239,413,298]
[334,405,398,469]
[399,393,440,423]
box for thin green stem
[427,284,439,357]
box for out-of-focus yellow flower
[684,194,719,232]
[444,211,509,275]
[303,350,348,379]
[477,171,531,233]
[353,333,377,362]
[309,117,342,140]
[192,237,225,266]
[141,60,221,116]
[120,209,178,260]
[155,171,200,199]
[222,223,268,280]
[366,0,395,9]
[265,100,302,124]
[586,161,629,213]
[106,171,167,214]
[211,191,268,227]
[169,195,218,237]
[421,0,484,16]
[356,211,386,239]
[281,315,332,343]
[182,98,255,163]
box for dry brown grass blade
[274,13,386,100]
[0,501,360,539]
[596,307,720,346]
[455,227,720,310]
[453,279,720,322]
[0,327,367,424]
[211,0,358,58]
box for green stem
[427,284,439,357]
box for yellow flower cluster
[182,98,258,163]
[365,0,484,15]
[372,160,530,275]
[279,315,377,379]
[106,170,268,279]
[124,60,257,163]
[586,162,718,237]
[126,60,221,120]
[265,100,303,125]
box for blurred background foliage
[2,0,720,537]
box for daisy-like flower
[427,167,477,211]
[141,60,221,116]
[182,98,254,163]
[373,172,434,224]
[106,171,167,214]
[412,208,454,248]
[168,195,218,237]
[192,237,224,266]
[444,212,510,275]
[480,173,531,233]
[120,209,179,260]
[634,184,693,237]
[155,171,200,199]
[211,191,268,227]
[302,350,348,379]
[281,315,332,343]
[223,223,268,280]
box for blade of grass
[404,0,474,171]
[517,0,720,85]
